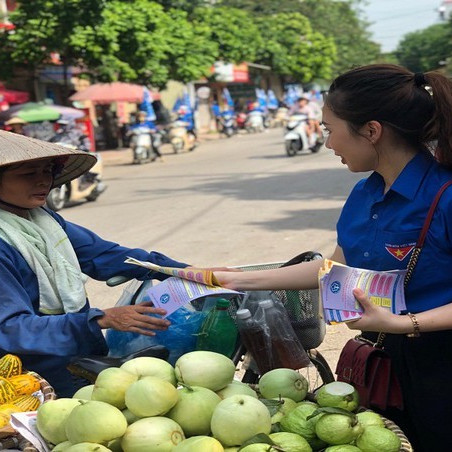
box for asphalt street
[63,128,363,372]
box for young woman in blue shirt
[215,64,452,451]
[0,130,187,396]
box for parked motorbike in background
[245,110,265,133]
[219,111,236,138]
[284,113,322,156]
[236,112,248,132]
[46,138,106,211]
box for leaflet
[10,411,49,452]
[145,276,242,318]
[125,257,219,286]
[319,260,407,324]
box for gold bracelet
[406,312,421,338]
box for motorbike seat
[67,345,169,383]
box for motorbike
[219,111,236,138]
[167,120,196,153]
[46,140,106,211]
[128,125,160,164]
[236,112,248,131]
[245,110,265,133]
[284,113,322,157]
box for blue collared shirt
[337,151,452,313]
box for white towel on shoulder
[0,207,87,314]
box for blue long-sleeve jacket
[0,208,187,396]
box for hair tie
[414,72,426,87]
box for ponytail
[423,72,452,168]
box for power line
[365,7,438,24]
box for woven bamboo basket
[382,415,413,452]
[0,372,56,451]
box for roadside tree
[256,13,336,82]
[395,23,452,72]
[298,0,380,76]
[0,0,217,92]
[193,7,263,64]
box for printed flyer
[145,277,242,318]
[125,258,242,318]
[125,257,219,286]
[319,260,407,324]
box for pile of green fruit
[260,380,402,452]
[34,351,402,451]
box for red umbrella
[69,82,146,104]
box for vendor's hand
[97,302,170,336]
[346,288,407,334]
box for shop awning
[0,85,29,104]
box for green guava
[315,382,359,412]
[269,431,312,452]
[279,403,318,440]
[356,425,401,452]
[315,413,363,445]
[65,443,111,452]
[239,444,272,452]
[324,446,362,451]
[356,411,385,428]
[270,398,298,424]
[51,441,72,451]
[259,369,308,402]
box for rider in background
[130,111,163,162]
[290,96,323,143]
[177,105,197,140]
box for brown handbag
[335,180,452,411]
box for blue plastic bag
[105,279,207,365]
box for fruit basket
[381,415,413,452]
[0,372,56,451]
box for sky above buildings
[361,0,443,52]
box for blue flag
[139,87,156,121]
[173,90,194,114]
[284,85,300,107]
[255,88,268,111]
[222,88,234,110]
[267,89,279,110]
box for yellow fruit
[8,374,41,396]
[0,412,11,428]
[0,403,23,416]
[0,355,22,378]
[11,395,40,411]
[0,377,17,404]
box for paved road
[63,128,361,372]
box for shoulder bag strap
[404,180,452,285]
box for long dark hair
[325,64,452,168]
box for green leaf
[259,398,284,417]
[307,406,357,421]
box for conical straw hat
[0,130,97,187]
[5,117,28,126]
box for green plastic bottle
[196,298,238,358]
